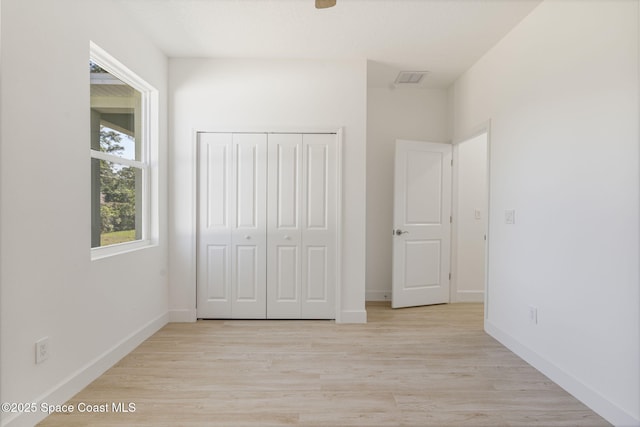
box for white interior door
[267,133,336,319]
[392,140,452,309]
[197,133,267,318]
[300,134,336,319]
[267,133,303,318]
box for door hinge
[450,215,452,223]
[451,159,453,166]
[449,272,451,280]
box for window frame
[90,42,158,259]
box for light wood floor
[38,303,609,426]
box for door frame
[193,127,343,321]
[450,121,492,319]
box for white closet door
[267,133,336,319]
[197,133,267,319]
[197,133,233,318]
[301,134,336,319]
[267,134,303,318]
[199,132,335,319]
[231,133,267,318]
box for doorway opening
[451,132,489,304]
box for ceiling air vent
[395,71,429,85]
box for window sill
[91,239,157,260]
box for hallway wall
[449,1,639,424]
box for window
[90,43,157,257]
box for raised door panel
[276,142,300,229]
[405,151,443,225]
[234,135,264,230]
[403,240,441,288]
[206,246,229,299]
[267,134,303,318]
[306,143,328,230]
[275,246,299,301]
[306,246,328,301]
[235,245,259,300]
[204,143,229,229]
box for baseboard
[2,312,169,427]
[367,290,484,303]
[365,290,392,302]
[455,290,484,303]
[337,309,367,324]
[169,308,197,322]
[485,320,639,427]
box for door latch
[394,229,409,236]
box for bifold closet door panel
[197,133,233,318]
[231,133,268,318]
[267,133,303,318]
[301,134,336,319]
[197,133,267,319]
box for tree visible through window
[97,126,139,245]
[90,54,149,250]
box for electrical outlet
[35,337,50,364]
[528,306,538,325]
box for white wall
[366,86,448,301]
[450,1,639,425]
[0,2,3,407]
[452,133,487,302]
[169,58,367,323]
[0,1,169,426]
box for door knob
[244,235,251,240]
[284,235,291,240]
[394,229,409,236]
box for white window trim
[90,42,158,260]
[90,150,146,169]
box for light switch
[505,209,515,224]
[474,209,481,220]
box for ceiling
[117,0,541,89]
